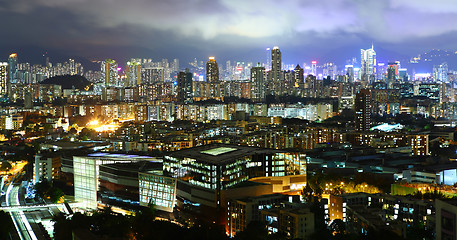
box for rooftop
[168,144,286,165]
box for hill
[41,75,91,90]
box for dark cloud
[1,0,457,65]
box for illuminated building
[206,57,219,83]
[163,144,295,223]
[270,46,283,95]
[38,84,62,102]
[376,62,387,80]
[177,69,193,103]
[293,64,304,91]
[0,62,7,96]
[206,57,220,98]
[387,62,398,88]
[125,61,142,87]
[436,199,457,240]
[228,194,288,237]
[139,172,177,213]
[141,67,164,84]
[7,53,17,98]
[1,114,23,130]
[416,83,440,101]
[102,59,118,86]
[261,203,315,238]
[250,63,266,102]
[360,46,376,82]
[311,60,317,76]
[99,162,161,211]
[122,87,139,102]
[355,89,371,132]
[73,153,160,209]
[433,62,448,82]
[402,170,436,184]
[323,63,337,80]
[34,152,61,184]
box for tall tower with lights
[7,53,17,99]
[355,89,371,132]
[270,46,283,95]
[102,59,118,86]
[360,45,376,82]
[250,63,266,102]
[0,62,7,96]
[206,57,220,98]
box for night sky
[1,0,457,66]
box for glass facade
[74,156,98,209]
[139,172,177,213]
[73,154,158,210]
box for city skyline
[1,0,457,65]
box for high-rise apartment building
[206,57,219,83]
[206,57,220,98]
[126,61,142,87]
[433,62,448,82]
[250,63,266,102]
[355,89,372,132]
[0,63,7,96]
[102,59,118,86]
[7,53,17,98]
[293,64,304,89]
[270,46,283,95]
[177,69,193,103]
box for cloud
[1,0,457,63]
[6,0,457,42]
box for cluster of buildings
[4,45,457,239]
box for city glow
[88,120,99,126]
[94,123,119,132]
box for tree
[69,127,77,135]
[234,221,269,240]
[0,161,12,171]
[0,210,13,239]
[34,180,64,203]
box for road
[4,183,64,240]
[6,184,38,240]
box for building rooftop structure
[168,143,286,165]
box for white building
[138,172,177,213]
[73,153,160,209]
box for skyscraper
[102,59,118,86]
[355,89,371,132]
[0,62,7,96]
[360,46,376,82]
[270,46,283,95]
[8,53,17,83]
[323,63,337,80]
[250,63,266,102]
[345,65,354,83]
[126,61,142,87]
[293,64,304,89]
[387,62,398,88]
[206,57,219,83]
[206,57,220,98]
[177,69,193,103]
[7,53,17,98]
[433,62,448,82]
[311,61,317,76]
